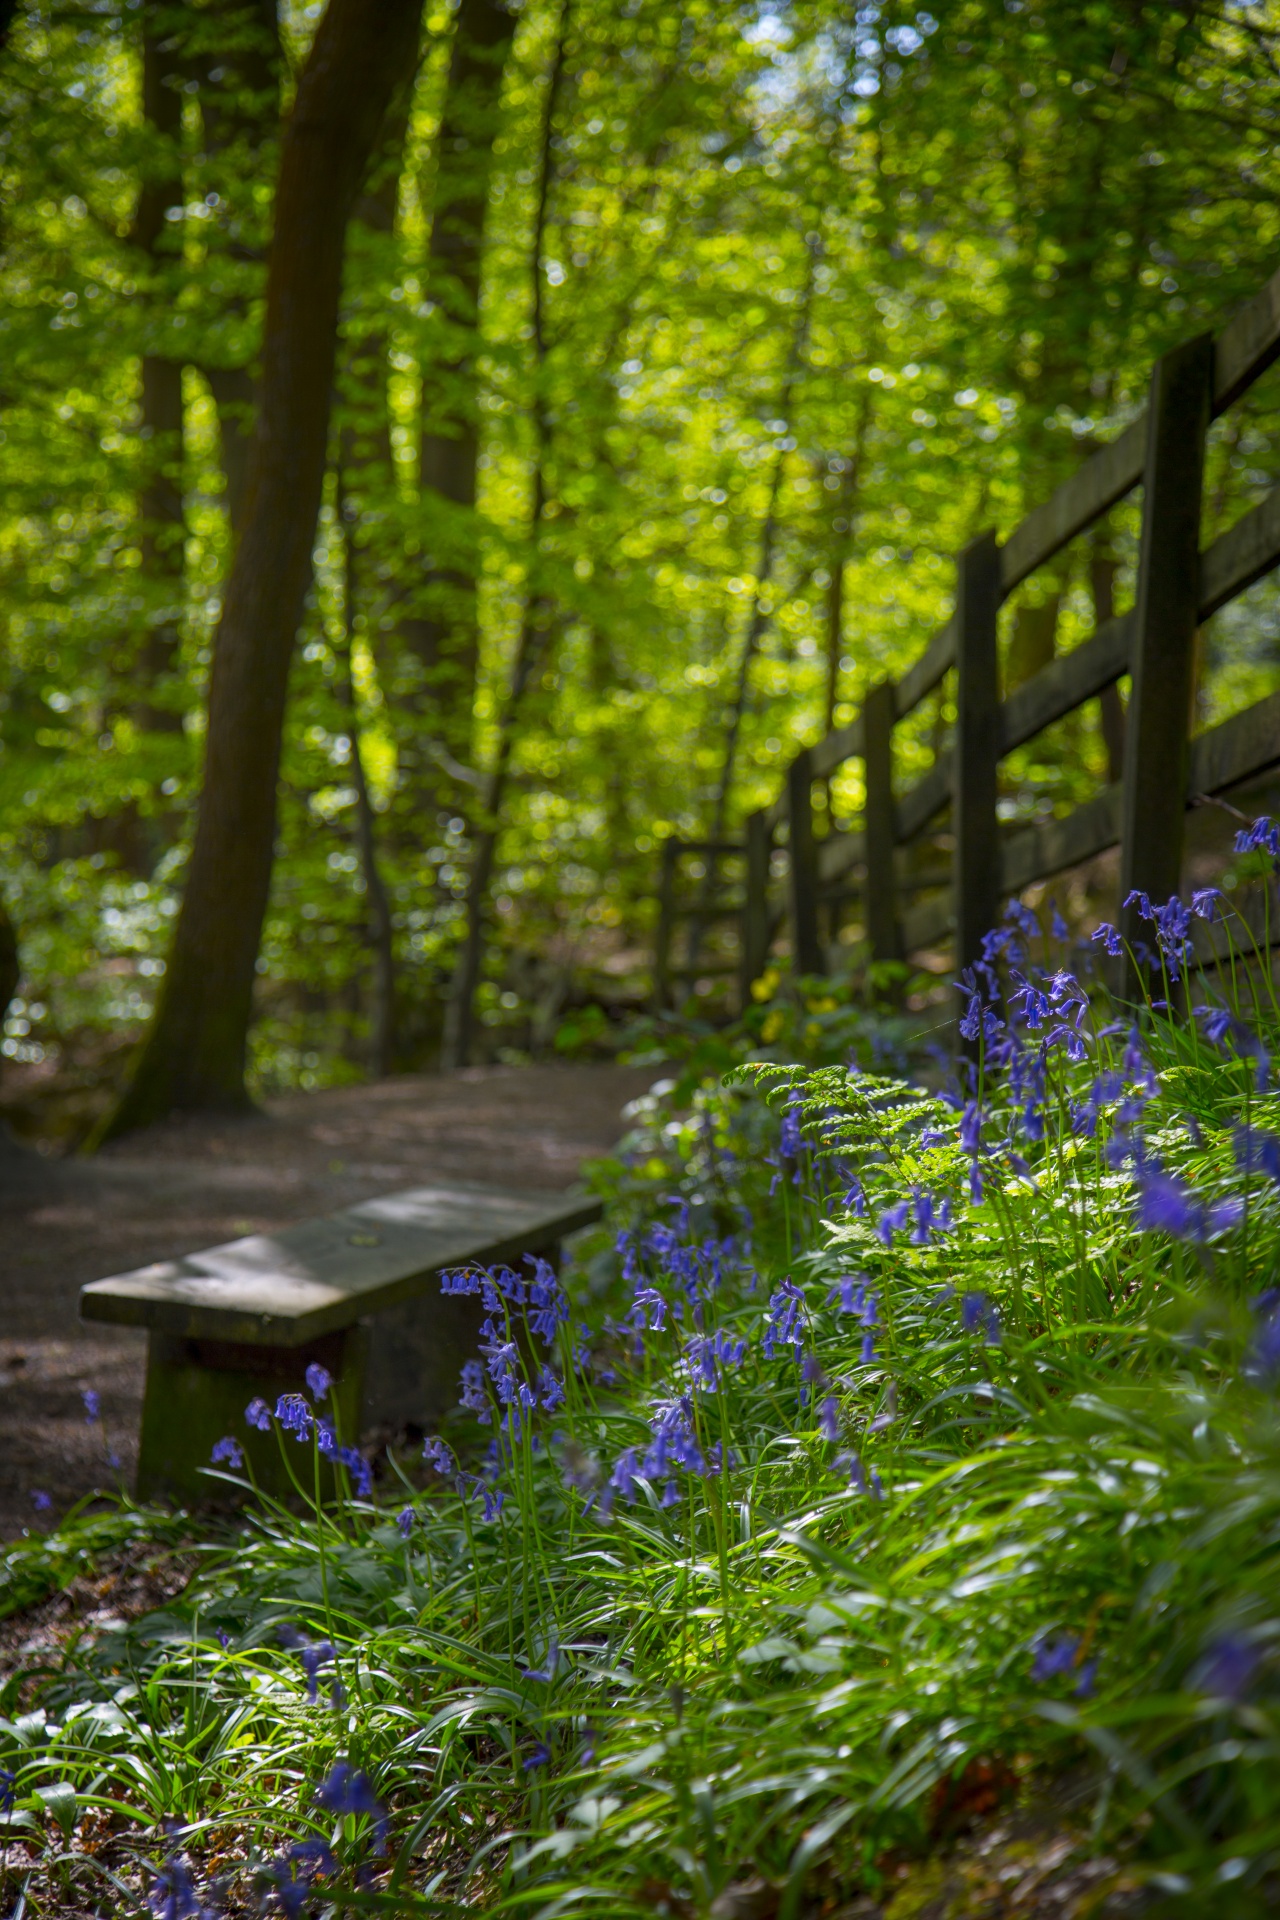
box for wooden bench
[79,1179,601,1502]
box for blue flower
[1031,1632,1079,1682]
[441,1265,483,1295]
[338,1446,373,1498]
[522,1635,560,1682]
[1192,1633,1261,1701]
[245,1397,272,1431]
[315,1761,388,1853]
[275,1394,312,1441]
[763,1278,806,1360]
[1134,1166,1242,1242]
[523,1742,551,1771]
[632,1285,669,1332]
[210,1437,243,1469]
[1235,1126,1280,1184]
[526,1256,570,1345]
[82,1388,100,1423]
[1234,815,1280,859]
[610,1447,642,1502]
[826,1273,867,1314]
[397,1507,415,1540]
[0,1767,15,1814]
[1091,922,1122,957]
[1192,887,1225,921]
[961,1291,1001,1344]
[299,1640,336,1702]
[818,1394,839,1443]
[459,1359,491,1423]
[1247,1298,1280,1381]
[305,1363,332,1401]
[876,1200,910,1247]
[422,1436,455,1476]
[30,1490,51,1513]
[148,1855,212,1920]
[684,1328,746,1388]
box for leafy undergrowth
[7,890,1280,1916]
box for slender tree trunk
[441,0,568,1071]
[339,488,396,1077]
[133,7,187,731]
[100,0,425,1139]
[195,0,283,535]
[401,0,515,783]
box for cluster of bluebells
[443,1256,570,1439]
[234,1366,374,1498]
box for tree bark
[100,0,425,1139]
[402,0,515,772]
[133,7,187,731]
[194,0,283,534]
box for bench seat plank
[80,1180,601,1348]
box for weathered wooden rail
[653,264,1280,1006]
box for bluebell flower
[275,1394,312,1441]
[1031,1632,1080,1682]
[304,1363,332,1401]
[610,1447,641,1502]
[397,1507,415,1540]
[826,1273,867,1314]
[1192,1633,1261,1701]
[148,1855,211,1920]
[1235,1126,1280,1184]
[245,1397,272,1431]
[30,1490,51,1512]
[210,1437,243,1469]
[834,1449,881,1497]
[762,1278,806,1360]
[477,1484,506,1522]
[82,1388,100,1423]
[960,1101,983,1156]
[1091,921,1122,957]
[1124,889,1154,923]
[422,1436,455,1476]
[911,1188,951,1246]
[1247,1298,1280,1381]
[842,1174,868,1215]
[1050,903,1069,941]
[537,1365,565,1412]
[1196,1004,1271,1090]
[522,1634,560,1682]
[338,1446,373,1498]
[1234,815,1280,859]
[684,1328,746,1388]
[459,1359,491,1423]
[1192,887,1225,921]
[961,1291,1001,1344]
[315,1761,388,1853]
[314,1420,338,1459]
[0,1767,15,1814]
[1134,1166,1242,1242]
[661,1478,681,1507]
[632,1285,669,1332]
[876,1199,910,1247]
[299,1640,336,1702]
[526,1257,570,1345]
[1004,899,1039,939]
[441,1265,483,1295]
[523,1742,551,1771]
[819,1394,840,1443]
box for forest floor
[0,1061,657,1542]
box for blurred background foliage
[3,0,1280,1141]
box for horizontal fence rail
[651,263,1280,1013]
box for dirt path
[0,1063,658,1541]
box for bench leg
[136,1324,367,1505]
[360,1240,565,1435]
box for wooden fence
[653,263,1280,1009]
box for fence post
[652,837,679,1011]
[953,529,1003,974]
[1118,333,1214,973]
[862,678,901,964]
[740,809,771,1004]
[787,747,825,976]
